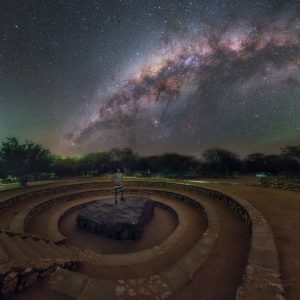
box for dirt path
[198,183,300,300]
[174,195,250,300]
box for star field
[0,0,299,157]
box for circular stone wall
[0,180,283,300]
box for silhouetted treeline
[1,137,300,187]
[0,137,52,187]
[50,146,300,178]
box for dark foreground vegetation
[0,137,300,187]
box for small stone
[128,288,136,296]
[139,287,151,296]
[236,286,244,297]
[116,286,126,296]
[161,291,172,299]
[246,265,255,275]
[269,272,280,278]
[269,282,284,293]
[4,271,18,281]
[24,267,32,273]
[148,284,158,293]
[128,279,135,285]
[24,273,38,288]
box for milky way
[0,1,299,156]
[68,11,299,156]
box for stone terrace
[0,179,286,299]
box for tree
[0,137,52,187]
[158,153,199,178]
[281,145,300,161]
[263,155,282,175]
[0,157,5,179]
[108,148,139,174]
[52,156,80,177]
[245,153,267,173]
[245,152,300,176]
[138,154,199,178]
[278,156,300,177]
[279,145,300,176]
[138,156,161,173]
[201,148,241,177]
[80,152,111,175]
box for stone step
[78,278,116,300]
[11,236,43,260]
[42,241,70,258]
[49,268,90,298]
[37,240,64,258]
[49,264,116,300]
[59,245,79,256]
[25,238,58,259]
[45,241,78,259]
[0,233,29,261]
[0,243,8,263]
[59,244,79,256]
[52,244,71,257]
[68,244,80,251]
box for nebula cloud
[68,12,299,153]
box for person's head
[116,168,121,173]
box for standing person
[112,168,125,204]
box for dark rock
[76,198,155,240]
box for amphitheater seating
[0,231,77,262]
[0,180,285,299]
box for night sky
[0,0,299,157]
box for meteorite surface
[76,197,155,240]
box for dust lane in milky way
[68,15,299,155]
[0,1,299,156]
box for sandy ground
[195,182,300,300]
[174,193,250,300]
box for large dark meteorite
[76,198,155,240]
